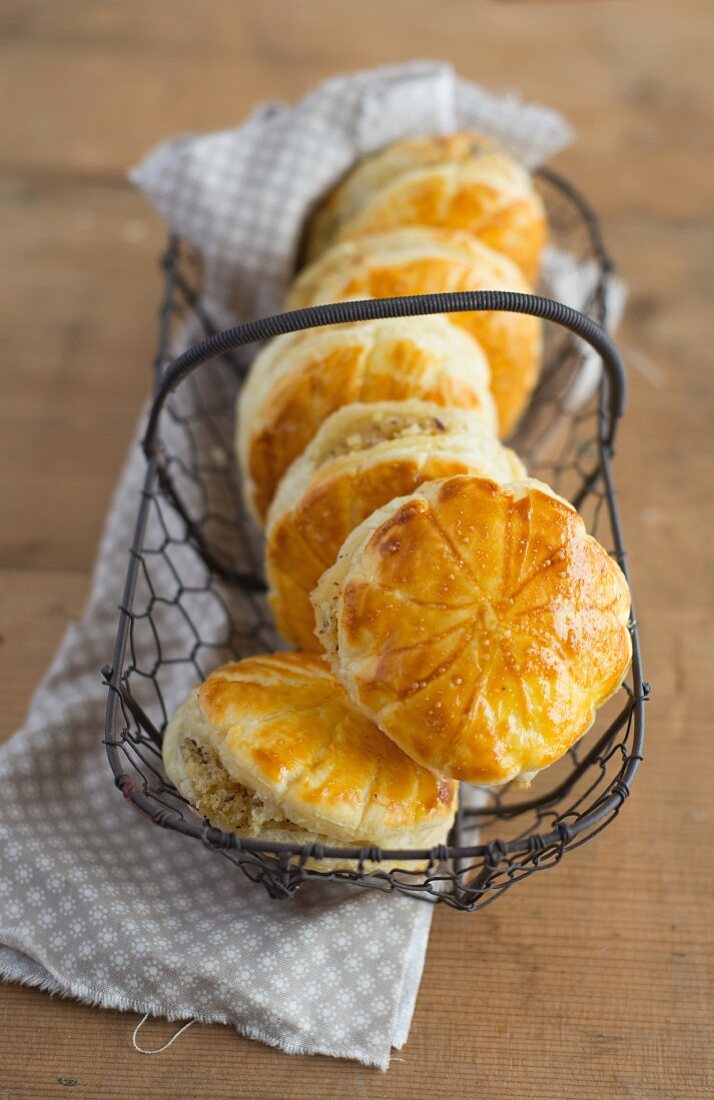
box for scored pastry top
[163,652,458,849]
[237,312,496,523]
[304,132,546,283]
[265,400,525,651]
[287,228,542,437]
[312,475,632,786]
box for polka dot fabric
[0,419,431,1069]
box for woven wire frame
[104,170,647,910]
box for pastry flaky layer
[265,399,525,651]
[162,652,458,870]
[304,132,547,283]
[237,313,497,524]
[286,228,542,438]
[312,475,633,787]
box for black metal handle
[142,291,627,456]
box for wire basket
[104,170,647,910]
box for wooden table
[1,2,712,1095]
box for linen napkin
[0,415,433,1068]
[0,63,577,1069]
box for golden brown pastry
[305,133,546,283]
[312,475,632,786]
[265,400,525,650]
[286,228,542,437]
[237,313,496,523]
[162,652,458,870]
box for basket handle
[142,292,627,456]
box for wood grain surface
[1,2,712,1096]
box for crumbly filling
[181,738,304,835]
[179,739,431,867]
[322,413,447,462]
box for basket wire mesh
[104,170,647,909]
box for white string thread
[132,1013,196,1054]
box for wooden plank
[0,571,89,738]
[0,188,161,572]
[0,1,711,219]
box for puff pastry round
[237,313,496,523]
[312,475,632,786]
[162,652,458,869]
[266,400,525,650]
[305,133,546,283]
[286,228,542,437]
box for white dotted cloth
[0,413,433,1069]
[0,64,576,1070]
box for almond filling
[320,412,447,463]
[180,738,304,835]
